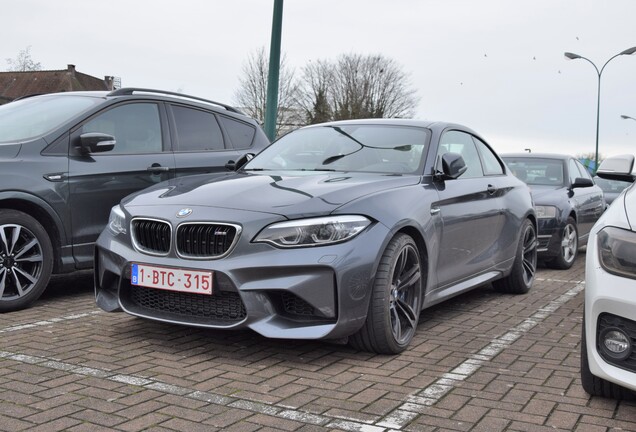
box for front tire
[493,218,537,294]
[0,210,53,312]
[546,217,578,270]
[350,234,423,354]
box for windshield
[503,157,566,186]
[0,95,103,142]
[244,124,429,174]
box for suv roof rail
[107,87,244,114]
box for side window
[568,159,583,184]
[438,130,483,178]
[473,137,504,175]
[574,160,593,180]
[82,103,162,154]
[219,116,256,149]
[171,105,224,151]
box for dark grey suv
[0,88,269,312]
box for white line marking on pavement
[0,310,101,333]
[375,282,585,429]
[0,281,585,431]
[0,350,380,431]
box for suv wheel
[0,210,53,312]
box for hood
[527,184,563,201]
[0,142,21,159]
[123,171,420,218]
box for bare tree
[6,46,42,72]
[302,53,418,122]
[299,60,333,124]
[233,47,302,136]
[234,51,419,133]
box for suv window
[81,103,163,154]
[219,116,256,149]
[0,95,102,143]
[171,105,225,151]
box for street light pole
[564,47,636,172]
[264,0,284,141]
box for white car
[582,154,636,399]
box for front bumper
[537,218,561,257]
[584,233,636,392]
[95,220,390,341]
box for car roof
[501,152,572,160]
[299,118,480,134]
[27,88,249,119]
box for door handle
[487,184,497,195]
[147,165,170,173]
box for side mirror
[436,152,468,180]
[79,132,116,154]
[596,154,635,183]
[571,177,594,189]
[225,153,255,171]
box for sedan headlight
[535,205,557,219]
[254,215,370,248]
[598,227,636,279]
[107,205,127,235]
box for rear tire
[546,217,578,270]
[350,234,423,354]
[493,219,537,294]
[581,314,635,400]
[0,210,53,312]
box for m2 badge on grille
[131,263,213,295]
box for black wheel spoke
[395,297,418,329]
[397,264,420,291]
[0,227,10,254]
[390,306,402,341]
[393,249,408,285]
[0,269,6,298]
[13,238,40,261]
[10,268,25,296]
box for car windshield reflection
[244,124,430,174]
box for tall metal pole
[564,47,636,172]
[264,0,284,141]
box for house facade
[0,64,116,104]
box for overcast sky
[4,0,636,159]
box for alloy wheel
[0,224,44,300]
[389,244,421,345]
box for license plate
[131,263,213,295]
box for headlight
[535,205,557,219]
[254,215,370,248]
[107,205,127,235]
[598,227,636,279]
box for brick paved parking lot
[1,250,635,432]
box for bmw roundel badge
[176,208,193,218]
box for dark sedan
[502,153,605,269]
[96,120,537,353]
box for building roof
[0,65,114,104]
